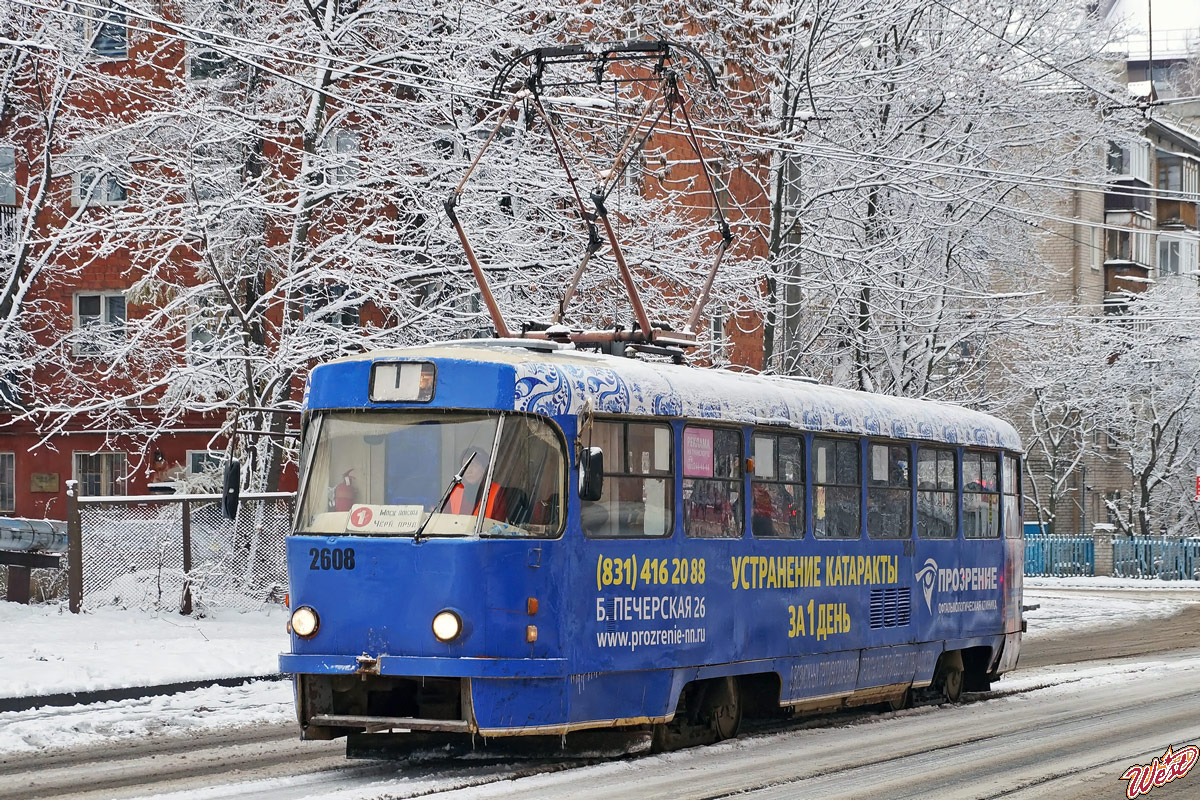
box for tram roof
[322,340,1022,451]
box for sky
[1109,0,1200,57]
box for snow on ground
[0,680,293,755]
[0,577,1198,757]
[0,602,287,699]
[1023,576,1200,634]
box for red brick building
[0,17,768,521]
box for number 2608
[309,547,355,570]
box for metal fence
[1025,535,1095,577]
[1113,536,1200,581]
[67,485,293,614]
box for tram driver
[442,446,508,521]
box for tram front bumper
[280,653,567,679]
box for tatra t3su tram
[279,340,1024,752]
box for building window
[750,432,804,538]
[1104,491,1122,527]
[187,450,223,475]
[1158,155,1183,192]
[812,437,860,539]
[917,446,957,539]
[581,419,673,538]
[189,46,234,80]
[1158,237,1197,277]
[963,450,1000,539]
[75,292,127,357]
[190,145,237,202]
[81,1,128,60]
[0,452,14,512]
[1106,140,1150,183]
[710,305,726,364]
[74,452,127,496]
[73,161,127,207]
[302,283,359,329]
[0,144,15,206]
[1105,223,1152,266]
[186,293,224,362]
[867,442,911,539]
[325,130,359,186]
[682,426,743,538]
[0,372,17,409]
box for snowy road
[6,649,1198,800]
[2,580,1199,799]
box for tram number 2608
[309,547,356,571]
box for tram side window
[812,437,860,539]
[581,420,673,538]
[963,450,1000,539]
[750,432,804,538]
[916,447,957,539]
[867,443,911,539]
[1003,454,1022,539]
[683,426,744,538]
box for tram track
[706,679,1200,800]
[0,673,1158,800]
[6,606,1198,800]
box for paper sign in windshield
[683,427,714,477]
[346,504,424,533]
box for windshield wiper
[414,452,476,544]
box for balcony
[1156,199,1198,230]
[1104,262,1152,298]
[1105,182,1153,214]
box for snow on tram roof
[347,340,1022,451]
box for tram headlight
[432,610,463,642]
[290,606,320,638]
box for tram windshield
[296,411,566,538]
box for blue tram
[280,340,1024,749]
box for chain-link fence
[68,488,294,614]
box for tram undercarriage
[294,644,996,757]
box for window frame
[682,424,744,539]
[73,451,128,497]
[0,144,16,206]
[80,0,129,61]
[73,291,127,357]
[581,418,675,539]
[1003,453,1023,539]
[916,445,958,540]
[866,440,913,540]
[186,450,223,476]
[302,283,360,330]
[0,452,14,512]
[325,129,360,186]
[72,160,127,208]
[962,449,1001,539]
[749,429,805,539]
[811,435,862,540]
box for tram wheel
[702,677,742,741]
[887,688,911,712]
[941,666,964,703]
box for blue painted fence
[1025,535,1095,577]
[1113,536,1200,581]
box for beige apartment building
[1027,25,1200,536]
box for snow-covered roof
[358,341,1022,451]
